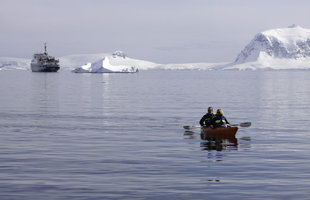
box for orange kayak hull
[201,126,238,138]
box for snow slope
[0,57,30,70]
[156,62,226,70]
[222,53,310,70]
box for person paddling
[211,109,230,128]
[199,107,215,127]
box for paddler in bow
[211,109,230,128]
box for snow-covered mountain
[228,25,310,70]
[235,25,310,63]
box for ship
[31,43,60,72]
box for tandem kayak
[201,126,238,138]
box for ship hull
[31,63,60,72]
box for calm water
[0,69,310,200]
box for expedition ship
[31,43,60,72]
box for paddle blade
[183,125,201,130]
[239,122,251,127]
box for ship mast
[44,42,47,55]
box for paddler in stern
[199,107,215,127]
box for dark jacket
[212,115,230,128]
[199,113,215,127]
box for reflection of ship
[31,43,60,72]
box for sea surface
[0,69,310,200]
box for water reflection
[183,130,197,140]
[238,136,252,150]
[200,133,238,151]
[183,130,239,151]
[30,73,60,113]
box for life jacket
[204,113,215,126]
[213,115,227,128]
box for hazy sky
[1,0,310,63]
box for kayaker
[199,107,215,127]
[211,109,230,128]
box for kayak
[201,126,238,138]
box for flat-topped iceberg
[73,56,138,73]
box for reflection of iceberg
[73,57,138,73]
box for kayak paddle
[183,122,251,130]
[183,125,201,130]
[231,122,251,127]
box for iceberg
[60,50,158,71]
[73,56,139,73]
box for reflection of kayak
[201,126,238,138]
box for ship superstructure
[31,43,59,72]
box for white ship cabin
[32,53,46,61]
